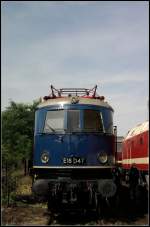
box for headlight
[98,152,108,164]
[41,152,49,163]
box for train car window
[44,110,64,132]
[140,137,143,145]
[83,110,104,132]
[67,110,80,132]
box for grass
[16,175,32,195]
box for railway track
[2,176,148,226]
[2,197,148,226]
[45,182,148,225]
[46,211,148,226]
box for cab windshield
[83,109,104,132]
[67,109,104,132]
[44,110,64,133]
[43,109,104,133]
[67,110,81,132]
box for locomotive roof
[37,96,114,111]
[125,121,149,139]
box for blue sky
[1,1,149,136]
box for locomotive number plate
[63,157,85,165]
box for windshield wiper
[39,132,47,135]
[46,124,56,132]
[39,131,55,135]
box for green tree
[2,100,40,206]
[2,100,40,170]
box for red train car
[121,121,149,187]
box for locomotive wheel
[95,195,103,220]
[134,185,148,212]
[47,211,54,225]
[47,195,56,211]
[105,195,119,216]
[47,199,51,211]
[96,203,101,219]
[96,193,119,219]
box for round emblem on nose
[71,96,79,104]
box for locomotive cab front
[31,86,117,210]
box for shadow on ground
[15,194,47,204]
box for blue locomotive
[32,85,117,214]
